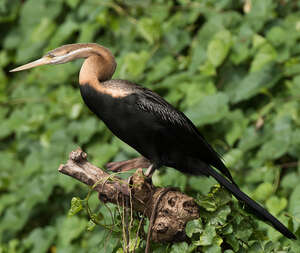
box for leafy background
[1,0,300,252]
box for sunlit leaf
[137,18,161,44]
[68,197,83,217]
[266,196,287,216]
[252,182,273,202]
[207,30,232,67]
[250,43,277,72]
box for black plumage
[80,80,233,180]
[81,79,295,239]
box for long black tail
[207,166,296,239]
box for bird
[10,43,296,239]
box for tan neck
[79,44,117,85]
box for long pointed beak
[10,57,52,72]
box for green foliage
[187,187,270,252]
[1,0,300,252]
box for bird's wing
[134,87,235,182]
[135,88,221,160]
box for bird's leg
[106,156,151,173]
[145,164,157,178]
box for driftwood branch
[58,148,199,243]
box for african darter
[10,43,296,239]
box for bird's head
[10,43,108,72]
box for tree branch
[58,148,199,243]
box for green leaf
[281,172,299,190]
[289,184,300,231]
[195,194,217,212]
[87,143,119,167]
[232,64,281,103]
[86,219,96,232]
[31,18,56,42]
[252,182,273,202]
[195,224,216,246]
[252,34,266,49]
[199,60,217,76]
[66,0,80,9]
[266,196,287,216]
[207,30,232,67]
[77,117,99,144]
[245,0,276,31]
[225,110,249,146]
[223,149,243,168]
[202,237,222,253]
[266,26,286,46]
[153,167,187,192]
[211,186,232,207]
[248,241,264,253]
[47,18,79,49]
[258,116,292,162]
[234,218,254,241]
[230,26,252,64]
[57,216,86,246]
[225,234,240,252]
[137,18,161,44]
[195,186,232,215]
[0,0,20,23]
[250,43,277,72]
[146,56,177,83]
[185,219,203,238]
[208,205,231,226]
[23,227,56,253]
[169,242,190,253]
[68,197,83,217]
[188,176,216,195]
[121,50,151,79]
[0,50,10,67]
[69,103,83,120]
[238,126,265,152]
[185,93,229,126]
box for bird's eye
[46,53,55,58]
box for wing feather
[134,87,235,183]
[135,88,220,157]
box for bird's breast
[79,83,144,136]
[79,83,163,161]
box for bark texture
[58,148,199,243]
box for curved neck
[79,44,117,85]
